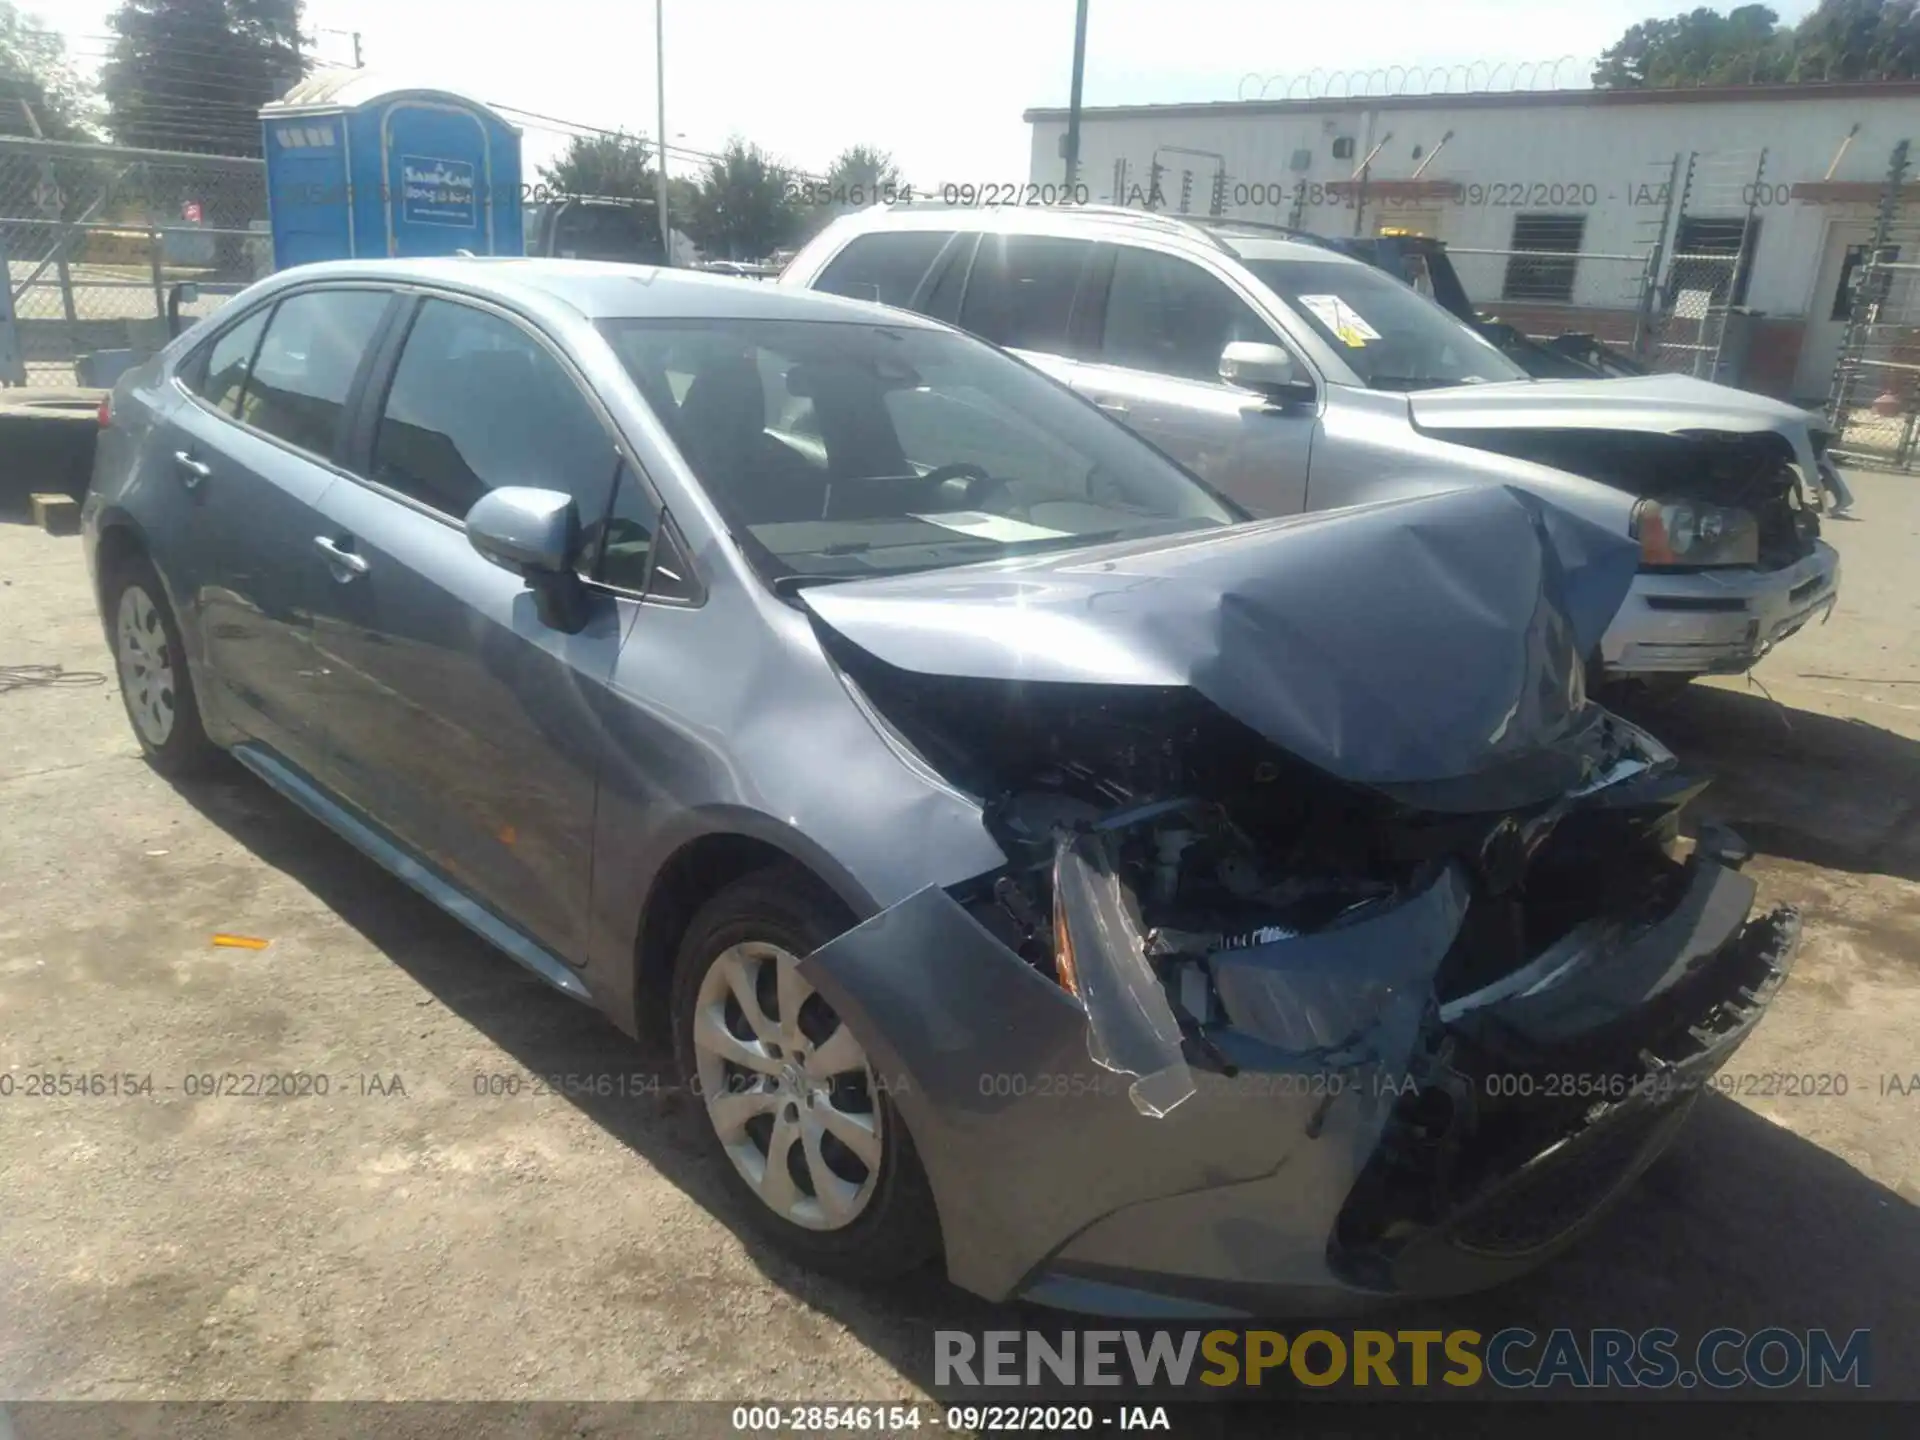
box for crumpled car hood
[801,485,1640,791]
[1408,373,1816,439]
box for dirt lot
[1,469,1917,1418]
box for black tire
[103,554,220,778]
[670,864,940,1281]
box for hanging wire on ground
[0,665,109,694]
[1744,669,1794,733]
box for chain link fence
[1827,257,1920,469]
[1825,141,1920,472]
[2,135,269,386]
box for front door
[306,295,632,960]
[1073,243,1314,517]
[1794,219,1898,400]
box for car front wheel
[670,866,939,1279]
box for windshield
[1238,257,1530,391]
[597,317,1240,584]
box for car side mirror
[465,487,590,632]
[1220,342,1315,407]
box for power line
[488,102,826,179]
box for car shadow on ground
[1612,680,1920,883]
[160,683,1920,1422]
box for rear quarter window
[185,306,271,416]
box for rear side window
[1100,246,1277,383]
[813,231,952,309]
[241,290,390,456]
[189,307,270,415]
[959,235,1090,353]
[370,299,617,523]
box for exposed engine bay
[1434,426,1822,571]
[835,628,1712,1027]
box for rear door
[951,232,1098,388]
[1071,244,1315,517]
[809,229,958,311]
[305,292,637,960]
[164,286,396,773]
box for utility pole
[656,0,672,262]
[1063,0,1089,190]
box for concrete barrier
[0,390,102,513]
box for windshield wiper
[1365,375,1452,392]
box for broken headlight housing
[1633,497,1760,568]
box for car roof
[819,204,1365,270]
[258,257,946,326]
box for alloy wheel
[116,584,176,747]
[691,940,883,1231]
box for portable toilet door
[378,99,504,257]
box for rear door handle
[1092,398,1130,417]
[173,451,212,488]
[313,535,370,578]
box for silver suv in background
[782,205,1842,685]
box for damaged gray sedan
[88,261,1796,1318]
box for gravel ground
[0,469,1915,1425]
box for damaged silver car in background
[89,262,1798,1320]
[783,206,1842,689]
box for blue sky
[28,0,1820,181]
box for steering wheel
[918,462,1024,516]
[919,462,991,492]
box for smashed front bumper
[1600,542,1840,678]
[800,853,1798,1317]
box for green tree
[1592,5,1791,87]
[538,131,697,212]
[1792,0,1920,79]
[824,143,902,198]
[539,131,654,198]
[685,138,799,260]
[1,1,95,138]
[103,0,309,155]
[1593,0,1920,87]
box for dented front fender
[799,865,1474,1303]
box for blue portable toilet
[259,74,524,269]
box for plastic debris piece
[212,934,271,951]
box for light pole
[1064,0,1089,190]
[656,0,672,262]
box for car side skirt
[230,743,592,1002]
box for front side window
[1100,246,1280,383]
[1239,256,1530,391]
[371,299,617,524]
[598,316,1238,585]
[814,231,953,309]
[957,234,1090,353]
[189,307,270,415]
[241,289,391,455]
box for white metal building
[1025,81,1920,400]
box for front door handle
[1092,397,1130,418]
[173,451,212,488]
[313,535,370,578]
